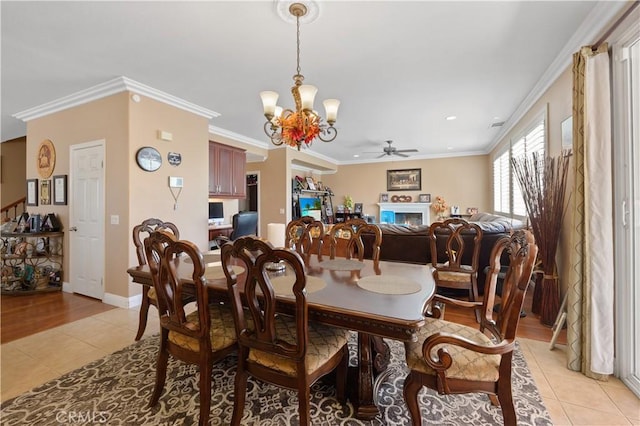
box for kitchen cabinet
[209,142,246,198]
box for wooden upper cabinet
[209,142,246,198]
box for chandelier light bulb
[298,85,318,110]
[260,91,279,118]
[323,99,340,124]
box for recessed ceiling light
[445,115,457,121]
[447,146,453,150]
[353,154,359,158]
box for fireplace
[378,202,432,225]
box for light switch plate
[169,176,183,188]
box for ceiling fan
[364,140,418,158]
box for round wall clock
[136,146,162,172]
[37,139,56,179]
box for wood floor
[1,292,115,344]
[1,283,566,345]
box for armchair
[403,230,538,426]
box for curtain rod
[592,1,639,50]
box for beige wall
[26,92,209,301]
[27,93,129,298]
[129,94,211,298]
[489,66,573,294]
[321,155,491,221]
[0,137,26,209]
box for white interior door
[69,141,105,299]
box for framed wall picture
[561,116,573,150]
[53,174,67,205]
[40,179,51,205]
[26,178,38,206]
[354,203,363,213]
[305,177,316,190]
[387,168,421,191]
[36,139,56,179]
[418,193,431,203]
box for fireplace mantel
[378,202,432,225]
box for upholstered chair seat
[405,318,500,381]
[168,304,238,352]
[248,315,350,376]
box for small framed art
[418,193,431,203]
[53,174,67,205]
[26,179,38,206]
[40,179,51,205]
[380,193,389,202]
[305,177,316,190]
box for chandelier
[260,2,339,150]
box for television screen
[299,197,322,218]
[209,202,224,220]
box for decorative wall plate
[167,152,182,166]
[37,139,56,179]
[136,146,162,172]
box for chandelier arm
[318,125,338,143]
[263,121,284,146]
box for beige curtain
[567,43,614,379]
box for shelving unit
[292,189,335,224]
[334,211,362,223]
[1,231,63,295]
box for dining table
[127,251,435,420]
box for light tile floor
[1,307,639,425]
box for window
[493,115,546,217]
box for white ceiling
[0,1,623,164]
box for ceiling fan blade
[396,149,419,153]
[376,153,387,159]
[361,151,383,154]
[394,152,409,157]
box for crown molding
[208,125,268,150]
[338,149,487,166]
[486,1,629,154]
[13,76,220,122]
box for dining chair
[132,218,195,341]
[428,218,483,321]
[403,229,538,426]
[144,230,238,426]
[325,219,383,272]
[285,216,325,263]
[220,236,350,426]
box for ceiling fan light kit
[260,2,339,150]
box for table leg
[350,332,392,420]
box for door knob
[70,226,78,232]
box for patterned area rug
[0,334,551,425]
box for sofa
[360,212,525,294]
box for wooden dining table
[127,251,435,420]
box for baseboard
[102,292,141,309]
[60,282,142,309]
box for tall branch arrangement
[511,152,570,326]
